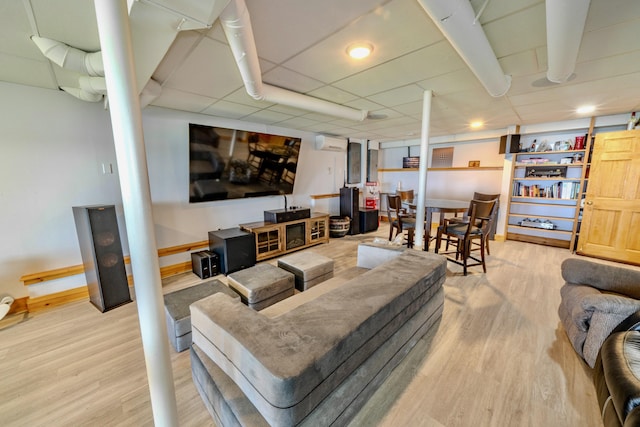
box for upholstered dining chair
[435,199,496,275]
[387,194,416,247]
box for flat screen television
[189,123,301,203]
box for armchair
[558,258,640,368]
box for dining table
[402,198,470,251]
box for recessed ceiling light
[347,43,373,60]
[470,121,484,129]
[576,105,595,114]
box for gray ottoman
[164,279,239,352]
[227,264,295,311]
[277,251,334,291]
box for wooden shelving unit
[506,124,594,249]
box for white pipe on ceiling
[31,36,104,76]
[416,0,511,97]
[546,0,591,83]
[219,0,368,122]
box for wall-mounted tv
[189,123,301,203]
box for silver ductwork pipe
[416,0,511,97]
[31,36,104,76]
[546,0,591,83]
[220,0,368,121]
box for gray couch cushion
[191,286,444,426]
[191,250,445,425]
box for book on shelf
[513,181,580,199]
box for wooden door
[577,130,640,264]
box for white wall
[0,83,347,299]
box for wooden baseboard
[27,287,90,312]
[24,260,196,313]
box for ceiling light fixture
[470,120,484,129]
[576,105,595,114]
[347,43,373,60]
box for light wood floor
[0,224,606,426]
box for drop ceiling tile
[585,0,640,31]
[368,84,426,107]
[153,31,203,84]
[417,69,484,96]
[281,0,443,83]
[163,37,243,98]
[307,85,360,104]
[262,67,325,93]
[579,19,640,62]
[472,0,542,23]
[274,116,321,129]
[344,98,385,111]
[246,0,389,64]
[500,49,541,77]
[483,3,546,58]
[0,1,42,59]
[150,87,217,112]
[201,99,260,118]
[333,41,466,97]
[30,0,100,51]
[0,53,56,89]
[242,109,295,125]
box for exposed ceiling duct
[219,0,369,122]
[32,36,161,107]
[545,0,591,83]
[416,0,511,97]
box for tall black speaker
[340,187,360,235]
[73,205,132,312]
[208,228,256,274]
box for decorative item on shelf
[519,218,557,230]
[574,135,586,150]
[468,160,480,167]
[525,166,567,178]
[560,157,573,164]
[627,112,638,130]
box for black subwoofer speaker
[340,187,360,235]
[73,205,132,312]
[208,228,256,275]
[359,209,379,233]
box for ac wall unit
[315,135,348,152]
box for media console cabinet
[239,213,329,261]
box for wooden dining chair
[446,192,499,255]
[398,189,415,214]
[386,194,416,247]
[435,199,496,275]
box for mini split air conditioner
[315,135,348,152]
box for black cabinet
[72,205,132,312]
[208,228,256,274]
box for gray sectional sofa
[190,247,447,426]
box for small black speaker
[208,228,256,275]
[359,209,379,233]
[499,134,521,154]
[191,250,219,279]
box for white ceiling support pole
[546,0,591,83]
[93,1,178,426]
[414,89,432,250]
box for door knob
[586,201,593,205]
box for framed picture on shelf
[468,160,480,167]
